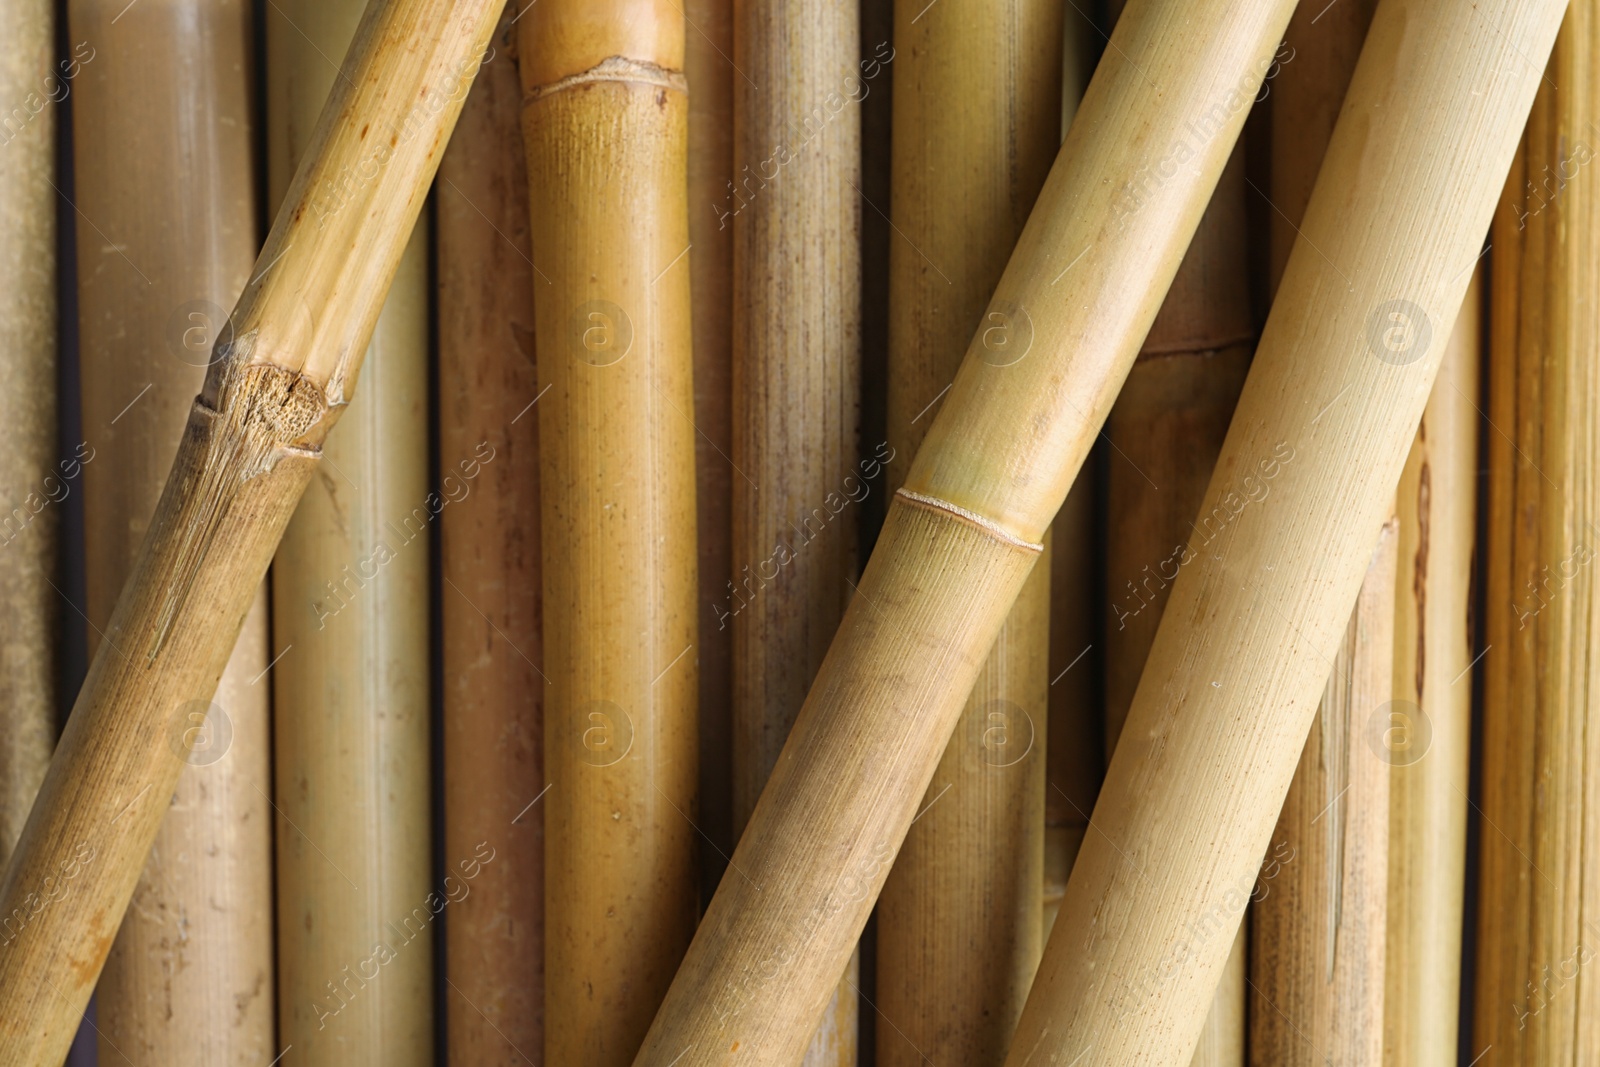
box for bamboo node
[524,55,687,101]
[893,488,1044,553]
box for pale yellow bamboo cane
[0,0,505,1059]
[728,0,864,1059]
[630,1,1306,1059]
[1474,6,1600,1057]
[1007,0,1562,1061]
[520,3,699,1064]
[877,0,1060,1060]
[70,0,273,1059]
[0,0,56,866]
[267,0,434,1058]
[1248,520,1396,1065]
[438,7,543,1062]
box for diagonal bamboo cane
[630,0,1304,1059]
[0,0,506,1060]
[1007,0,1564,1061]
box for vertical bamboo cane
[688,0,737,897]
[439,10,542,1063]
[1475,5,1600,1058]
[878,0,1060,1061]
[520,4,700,1063]
[1248,521,1396,1065]
[70,0,274,1059]
[0,0,56,865]
[268,0,433,1058]
[729,0,863,1059]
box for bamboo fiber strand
[519,2,700,1063]
[1007,0,1564,1061]
[0,0,506,1059]
[630,0,1303,1059]
[70,0,273,1058]
[439,7,543,1062]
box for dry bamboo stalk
[1007,0,1562,1061]
[267,0,434,1057]
[0,0,505,1059]
[1102,150,1254,1067]
[1248,520,1396,1065]
[687,0,737,894]
[0,0,56,866]
[631,1,1306,1059]
[438,7,542,1063]
[69,0,273,1058]
[519,3,699,1064]
[1474,7,1600,1057]
[877,0,1060,1060]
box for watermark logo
[166,300,234,367]
[978,303,1034,368]
[578,700,633,767]
[1366,699,1430,766]
[569,300,632,366]
[168,700,232,766]
[972,698,1035,768]
[1367,299,1432,366]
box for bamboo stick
[0,0,505,1059]
[519,4,699,1064]
[0,0,56,865]
[266,0,434,1058]
[687,0,737,897]
[630,1,1305,1059]
[1007,0,1561,1061]
[728,0,864,1059]
[438,8,542,1063]
[1248,520,1396,1065]
[877,0,1060,1060]
[1474,6,1600,1057]
[69,0,273,1059]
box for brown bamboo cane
[266,0,435,1057]
[1248,520,1396,1065]
[0,0,505,1059]
[438,7,542,1063]
[519,4,699,1064]
[0,0,57,866]
[1005,0,1563,1061]
[727,0,864,1060]
[1102,150,1254,1067]
[1474,6,1600,1057]
[69,0,274,1059]
[630,1,1307,1059]
[688,0,737,897]
[877,0,1060,1060]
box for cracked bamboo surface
[729,0,864,1060]
[0,0,504,1059]
[267,0,434,1058]
[630,0,1304,1060]
[1474,6,1600,1057]
[439,8,543,1063]
[520,3,700,1064]
[0,0,56,866]
[1249,520,1396,1065]
[1102,150,1254,1067]
[877,0,1060,1060]
[70,0,273,1059]
[1007,0,1562,1061]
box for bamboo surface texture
[730,0,864,1059]
[1248,521,1396,1065]
[0,0,56,864]
[1007,0,1563,1062]
[1102,148,1254,1067]
[268,0,434,1057]
[1474,5,1600,1058]
[688,0,737,896]
[0,0,505,1058]
[439,8,543,1063]
[70,0,274,1059]
[878,0,1060,1061]
[631,0,1305,1060]
[520,3,700,1063]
